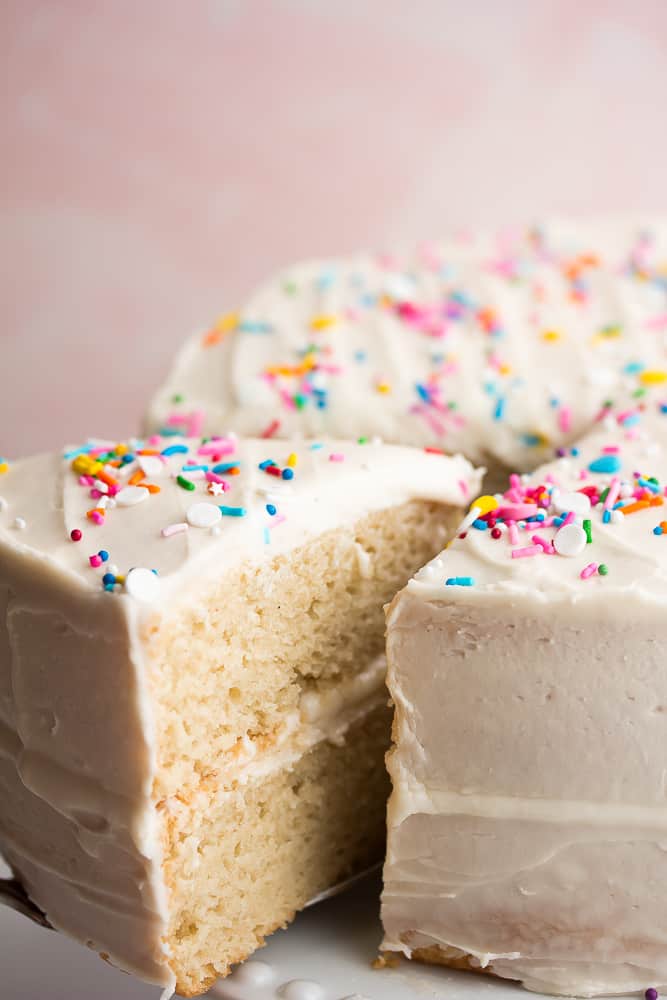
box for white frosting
[382,407,667,995]
[0,433,478,990]
[146,220,667,471]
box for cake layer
[146,220,667,471]
[0,433,480,993]
[382,403,667,995]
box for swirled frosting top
[0,434,479,604]
[146,220,667,470]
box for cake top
[408,402,667,603]
[147,220,667,470]
[0,434,479,603]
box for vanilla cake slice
[0,433,479,996]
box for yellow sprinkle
[0,462,8,475]
[71,455,102,476]
[499,363,512,375]
[376,381,391,394]
[470,494,498,516]
[114,443,129,456]
[115,575,126,585]
[310,314,337,331]
[286,452,298,468]
[541,330,561,342]
[202,311,240,346]
[640,370,667,385]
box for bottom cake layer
[163,701,392,997]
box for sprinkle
[0,461,9,474]
[70,529,82,542]
[286,452,298,468]
[13,517,26,530]
[212,462,240,474]
[176,475,196,492]
[445,577,475,586]
[472,519,488,530]
[580,562,598,579]
[266,504,277,515]
[162,522,189,537]
[124,567,160,601]
[218,505,246,517]
[554,523,587,557]
[89,554,102,567]
[511,545,542,558]
[207,481,227,496]
[640,370,667,385]
[598,563,609,576]
[186,502,223,528]
[98,549,109,562]
[552,491,591,515]
[493,397,506,421]
[495,504,540,520]
[116,485,150,506]
[161,444,189,456]
[603,477,620,511]
[645,989,659,1000]
[102,573,116,586]
[261,419,281,439]
[329,453,345,462]
[583,519,592,544]
[282,468,294,480]
[310,314,337,331]
[588,454,622,474]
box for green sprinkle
[357,436,368,444]
[598,563,609,576]
[583,519,592,544]
[177,475,196,491]
[283,281,297,295]
[632,387,647,398]
[598,486,610,505]
[294,395,307,410]
[171,393,184,404]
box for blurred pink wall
[2,0,667,456]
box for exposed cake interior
[147,499,459,995]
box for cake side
[381,406,667,996]
[0,546,174,990]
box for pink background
[2,0,667,457]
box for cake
[0,433,479,996]
[146,220,667,477]
[381,404,667,996]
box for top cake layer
[147,220,667,470]
[0,434,479,606]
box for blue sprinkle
[654,526,663,536]
[161,444,189,456]
[624,361,645,374]
[98,550,109,562]
[602,510,611,524]
[571,447,580,456]
[494,397,506,421]
[219,505,246,517]
[354,350,367,362]
[638,477,660,493]
[258,459,274,470]
[157,427,182,437]
[282,468,294,480]
[589,455,622,474]
[472,519,488,530]
[181,463,208,473]
[239,320,272,333]
[416,383,431,403]
[522,433,542,447]
[660,404,667,414]
[212,462,240,474]
[316,269,336,291]
[621,413,641,427]
[102,573,115,586]
[553,515,565,527]
[121,454,135,465]
[445,577,475,587]
[263,526,271,544]
[266,504,277,516]
[63,444,93,460]
[309,442,324,450]
[103,583,116,592]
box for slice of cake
[381,405,667,996]
[0,433,479,996]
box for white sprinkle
[186,502,223,528]
[124,567,160,601]
[552,490,590,516]
[116,485,150,507]
[162,522,189,538]
[108,563,119,575]
[13,517,26,530]
[611,509,625,524]
[138,455,165,478]
[553,523,587,557]
[93,479,109,494]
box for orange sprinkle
[128,470,146,486]
[202,311,240,347]
[310,314,337,331]
[137,448,161,456]
[96,469,118,488]
[229,467,241,476]
[143,483,161,494]
[619,500,650,515]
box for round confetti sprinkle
[116,485,150,507]
[470,494,498,516]
[552,491,591,516]
[138,455,164,477]
[70,528,82,542]
[124,567,160,601]
[186,502,223,529]
[553,523,587,557]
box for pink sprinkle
[261,419,281,440]
[205,472,229,487]
[458,478,469,498]
[89,554,102,568]
[197,441,235,457]
[511,545,542,559]
[496,504,539,520]
[509,474,522,489]
[147,434,161,446]
[602,446,620,454]
[329,453,345,462]
[78,475,93,486]
[645,312,667,331]
[562,512,576,526]
[531,534,555,553]
[604,477,620,511]
[558,406,572,433]
[580,562,598,580]
[91,511,104,525]
[508,521,519,545]
[187,409,206,438]
[161,522,189,538]
[90,488,102,500]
